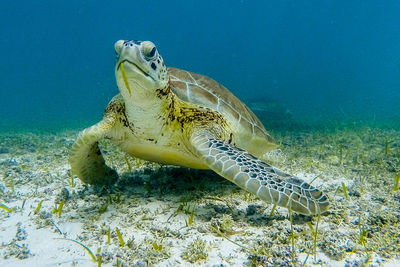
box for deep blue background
[1,0,400,130]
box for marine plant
[134,158,144,168]
[152,241,163,252]
[168,197,190,221]
[181,238,208,263]
[5,176,14,193]
[394,173,400,191]
[359,223,368,248]
[61,238,97,262]
[115,227,125,247]
[98,202,108,215]
[384,138,391,155]
[124,155,132,171]
[305,215,320,263]
[106,227,111,244]
[243,192,252,201]
[269,204,277,218]
[51,220,63,235]
[52,200,64,217]
[0,203,12,213]
[217,214,235,234]
[341,182,349,199]
[209,224,246,250]
[185,206,196,227]
[204,196,234,213]
[96,248,102,267]
[288,206,296,264]
[67,172,75,188]
[357,217,371,264]
[21,199,26,210]
[34,200,43,214]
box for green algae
[52,200,64,217]
[115,227,125,247]
[62,238,97,262]
[181,238,208,263]
[0,203,12,213]
[394,173,400,191]
[34,200,43,214]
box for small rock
[55,188,70,202]
[246,204,260,216]
[0,147,10,153]
[8,158,19,165]
[212,204,229,214]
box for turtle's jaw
[116,60,157,98]
[117,60,156,82]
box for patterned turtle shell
[168,67,276,157]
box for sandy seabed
[0,124,399,266]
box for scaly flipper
[190,133,329,215]
[69,116,118,185]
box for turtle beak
[114,40,124,54]
[120,62,132,96]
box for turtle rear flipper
[69,117,118,185]
[190,133,329,215]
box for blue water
[1,0,400,130]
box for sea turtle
[69,40,329,215]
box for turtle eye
[149,47,156,58]
[142,41,157,60]
[144,46,157,60]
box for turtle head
[114,40,168,99]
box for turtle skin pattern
[191,133,329,215]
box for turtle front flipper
[190,133,329,215]
[69,117,118,185]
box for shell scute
[188,83,219,106]
[168,67,276,156]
